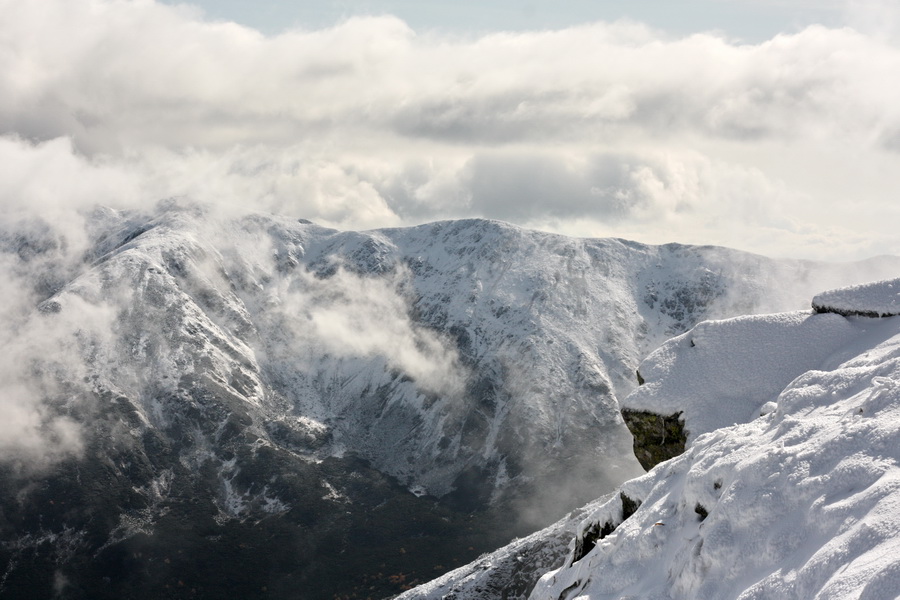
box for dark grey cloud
[464,153,644,221]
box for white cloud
[7,6,898,149]
[1,0,899,260]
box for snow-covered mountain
[0,202,896,599]
[403,278,900,600]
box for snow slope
[393,503,594,600]
[531,281,900,600]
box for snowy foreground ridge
[533,279,900,600]
[402,279,900,600]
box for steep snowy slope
[1,202,897,599]
[530,280,900,600]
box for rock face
[620,409,687,470]
[1,203,896,599]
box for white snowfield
[813,277,900,318]
[532,280,900,600]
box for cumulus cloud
[5,4,899,149]
[1,0,900,262]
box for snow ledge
[812,277,900,317]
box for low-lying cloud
[191,216,470,399]
[271,264,469,399]
[0,251,123,472]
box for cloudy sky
[3,0,900,260]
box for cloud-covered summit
[2,0,899,259]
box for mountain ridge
[1,203,898,599]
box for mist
[0,254,120,472]
[275,266,469,398]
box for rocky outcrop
[621,409,687,470]
[571,492,642,564]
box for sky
[3,0,900,260]
[156,0,849,42]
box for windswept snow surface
[813,277,900,317]
[532,291,900,600]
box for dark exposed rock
[621,492,640,520]
[812,305,898,318]
[695,503,709,521]
[621,409,688,470]
[571,492,642,564]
